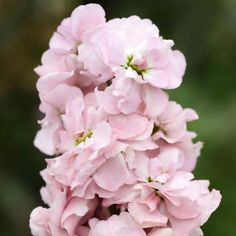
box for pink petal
[94,154,135,191]
[71,4,106,41]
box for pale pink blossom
[31,4,221,236]
[34,4,108,156]
[125,147,181,183]
[35,4,106,85]
[102,154,221,235]
[153,101,199,143]
[41,147,134,201]
[59,96,111,153]
[131,175,221,236]
[156,131,203,172]
[30,190,98,236]
[79,16,186,89]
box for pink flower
[43,149,105,194]
[31,4,221,236]
[131,174,221,236]
[89,212,146,236]
[30,190,98,236]
[34,4,108,156]
[35,4,106,83]
[59,96,111,153]
[153,101,199,143]
[79,16,186,89]
[35,4,108,94]
[114,38,186,90]
[164,182,221,236]
[102,151,221,235]
[125,147,182,183]
[42,147,135,201]
[156,131,203,172]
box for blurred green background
[0,0,235,235]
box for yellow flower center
[123,55,149,76]
[74,129,93,145]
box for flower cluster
[30,4,221,236]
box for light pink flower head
[31,4,221,236]
[79,16,186,89]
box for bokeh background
[0,0,235,235]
